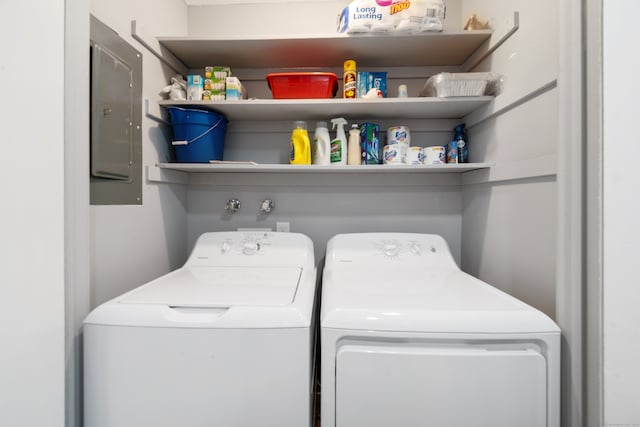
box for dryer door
[335,343,547,427]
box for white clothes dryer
[320,233,560,427]
[84,231,317,427]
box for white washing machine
[320,233,560,427]
[84,231,317,427]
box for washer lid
[119,266,302,307]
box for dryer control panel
[186,231,315,268]
[326,233,459,270]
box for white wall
[603,1,640,424]
[90,0,190,307]
[0,1,66,426]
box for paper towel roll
[423,146,446,164]
[406,146,424,164]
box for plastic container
[267,73,338,99]
[347,124,361,165]
[167,107,227,163]
[420,72,502,97]
[290,121,311,165]
[330,118,348,165]
[312,121,331,165]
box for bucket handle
[172,116,225,146]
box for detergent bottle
[290,121,311,165]
[347,123,361,165]
[312,121,331,165]
[330,117,348,165]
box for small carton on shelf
[204,78,226,91]
[202,90,225,101]
[360,122,381,164]
[226,77,247,100]
[187,75,203,100]
[204,66,231,80]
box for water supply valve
[225,198,241,213]
[260,199,275,214]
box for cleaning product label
[360,122,381,164]
[406,146,423,164]
[337,0,445,33]
[447,140,458,164]
[357,72,388,98]
[290,125,311,164]
[387,126,410,145]
[424,146,446,164]
[344,60,357,99]
[187,75,204,100]
[330,139,343,163]
[457,138,468,163]
[383,144,401,164]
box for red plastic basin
[266,72,338,99]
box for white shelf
[157,31,493,69]
[158,97,493,121]
[157,162,492,174]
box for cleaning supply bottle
[312,121,331,165]
[330,117,348,165]
[343,60,357,99]
[347,123,361,165]
[454,123,468,163]
[290,121,311,165]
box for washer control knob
[383,243,399,258]
[242,242,260,255]
[221,241,231,254]
[409,242,422,255]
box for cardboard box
[360,122,381,164]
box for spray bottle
[330,117,348,165]
[347,123,361,165]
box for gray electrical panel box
[90,15,142,205]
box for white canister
[383,144,402,164]
[405,146,423,165]
[387,126,411,146]
[423,146,446,164]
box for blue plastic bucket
[167,107,227,163]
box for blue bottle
[453,123,468,163]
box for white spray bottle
[330,117,348,165]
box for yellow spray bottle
[290,121,311,165]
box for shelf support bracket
[462,11,519,72]
[131,20,188,76]
[145,99,169,124]
[146,165,189,185]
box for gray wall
[461,0,559,319]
